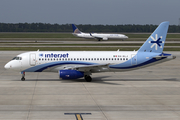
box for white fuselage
[4,51,137,73]
[73,32,128,40]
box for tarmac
[0,40,180,48]
[0,51,180,120]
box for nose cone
[4,63,11,69]
[124,35,128,39]
[4,61,22,71]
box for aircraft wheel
[21,77,25,81]
[85,75,92,82]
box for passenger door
[30,53,36,66]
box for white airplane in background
[4,22,175,82]
[72,24,128,41]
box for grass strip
[0,33,180,38]
[0,47,179,51]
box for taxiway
[0,51,180,120]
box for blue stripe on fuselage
[109,57,166,69]
[23,61,96,72]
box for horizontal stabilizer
[153,53,175,59]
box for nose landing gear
[21,72,25,81]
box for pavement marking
[64,113,91,120]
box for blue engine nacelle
[59,70,84,79]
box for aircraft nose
[4,63,11,69]
[125,35,128,39]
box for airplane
[72,24,128,41]
[4,21,176,82]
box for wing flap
[72,63,110,72]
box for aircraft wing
[71,63,110,72]
[90,33,108,40]
[89,33,100,38]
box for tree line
[0,23,179,33]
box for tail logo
[149,34,164,50]
[74,29,81,34]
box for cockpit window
[12,57,22,60]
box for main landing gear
[84,75,92,82]
[21,72,25,81]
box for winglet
[72,24,81,34]
[138,21,169,53]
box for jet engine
[59,70,84,79]
[102,37,108,40]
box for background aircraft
[4,22,175,82]
[72,24,128,41]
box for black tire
[21,77,25,81]
[85,76,92,82]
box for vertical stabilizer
[138,21,169,53]
[72,24,81,34]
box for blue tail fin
[138,21,169,53]
[72,24,81,34]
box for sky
[0,0,179,25]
